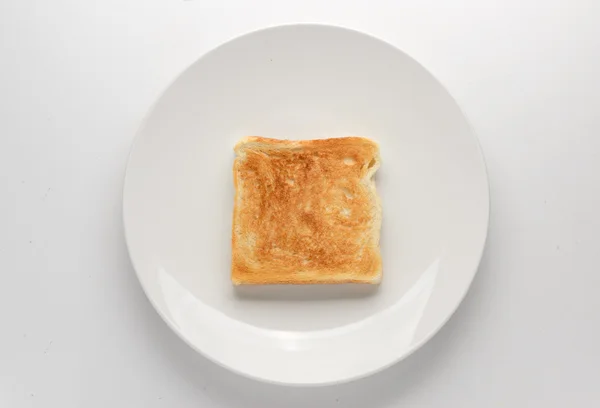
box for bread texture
[232,136,382,285]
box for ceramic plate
[123,24,489,385]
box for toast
[231,136,382,285]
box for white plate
[123,24,489,386]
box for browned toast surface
[232,136,382,285]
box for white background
[1,1,599,407]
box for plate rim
[122,22,491,386]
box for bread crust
[232,136,382,285]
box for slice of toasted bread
[232,136,382,285]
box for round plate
[123,24,489,386]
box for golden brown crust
[232,136,382,285]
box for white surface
[123,24,489,385]
[0,0,599,406]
